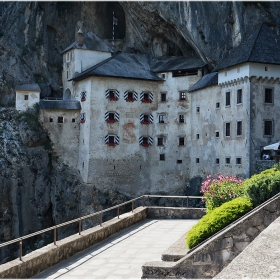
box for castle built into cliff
[18,23,280,196]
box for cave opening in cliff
[103,2,125,40]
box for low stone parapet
[147,207,206,219]
[142,193,280,279]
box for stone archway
[64,88,71,100]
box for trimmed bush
[243,167,280,207]
[186,197,253,249]
[201,174,244,212]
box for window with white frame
[179,114,185,123]
[158,114,166,123]
[179,91,186,100]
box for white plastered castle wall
[16,90,40,111]
[73,71,202,196]
[39,109,81,170]
[62,49,111,100]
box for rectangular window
[236,157,242,165]
[196,106,200,113]
[72,118,76,123]
[143,137,148,145]
[49,117,53,123]
[161,93,166,101]
[265,88,273,103]
[237,121,242,136]
[24,95,29,100]
[159,115,165,123]
[179,115,184,123]
[215,131,220,138]
[216,158,220,164]
[226,91,230,106]
[179,137,185,146]
[237,89,242,104]
[264,120,273,136]
[179,92,186,100]
[127,92,133,99]
[160,154,165,161]
[196,134,200,140]
[66,52,70,62]
[58,116,64,123]
[157,137,164,146]
[225,157,231,164]
[177,160,182,164]
[225,122,230,137]
[108,136,115,144]
[196,158,200,164]
[216,102,220,109]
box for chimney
[77,28,83,46]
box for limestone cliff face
[1,1,279,105]
[0,107,128,263]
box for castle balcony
[39,98,81,110]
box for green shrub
[243,168,280,207]
[186,197,253,249]
[201,174,244,212]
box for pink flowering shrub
[201,173,244,212]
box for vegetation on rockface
[186,197,253,249]
[200,173,244,212]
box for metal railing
[0,195,203,261]
[43,97,63,100]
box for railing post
[79,220,82,235]
[142,196,144,207]
[132,200,134,213]
[148,195,150,207]
[100,212,102,226]
[186,197,189,208]
[54,227,57,245]
[118,206,120,219]
[19,239,22,261]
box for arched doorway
[64,88,71,100]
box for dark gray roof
[61,32,112,54]
[15,84,40,92]
[150,55,206,72]
[188,72,218,92]
[214,23,280,71]
[71,53,164,82]
[39,100,81,110]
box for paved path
[215,215,280,279]
[34,219,198,279]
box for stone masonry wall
[142,192,280,279]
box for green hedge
[243,168,280,207]
[186,197,253,249]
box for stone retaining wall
[142,193,280,279]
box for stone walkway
[33,219,198,279]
